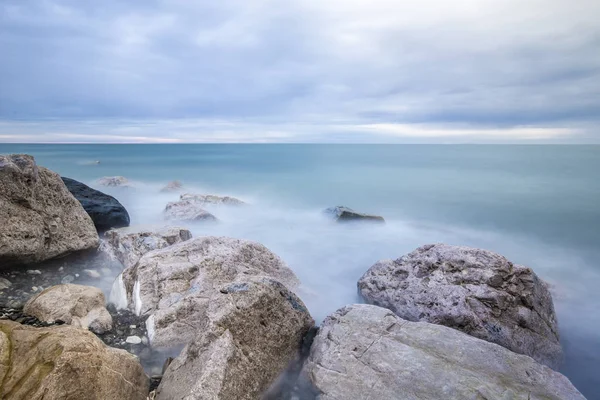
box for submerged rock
[164,199,218,222]
[358,243,563,369]
[111,236,301,349]
[324,206,385,223]
[300,304,584,400]
[62,177,130,231]
[97,176,130,187]
[24,283,113,334]
[0,154,99,267]
[157,276,313,400]
[0,320,149,400]
[103,225,192,269]
[180,193,246,206]
[160,180,184,193]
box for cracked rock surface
[111,236,302,349]
[300,304,584,400]
[0,154,99,267]
[358,243,562,369]
[156,276,313,400]
[0,320,149,400]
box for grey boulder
[157,276,314,400]
[61,177,130,232]
[0,154,99,267]
[358,243,562,369]
[24,283,113,334]
[164,199,218,222]
[324,206,384,223]
[111,236,301,349]
[102,225,192,269]
[300,304,584,400]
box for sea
[2,143,599,398]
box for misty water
[2,143,599,398]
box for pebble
[58,266,64,272]
[75,273,80,278]
[61,275,75,284]
[130,325,136,329]
[141,336,149,345]
[0,278,12,290]
[126,336,142,344]
[31,286,38,292]
[26,270,41,275]
[83,269,101,279]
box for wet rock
[156,277,313,400]
[27,269,41,275]
[180,193,246,206]
[358,243,563,369]
[112,236,301,349]
[0,277,12,290]
[164,199,218,222]
[0,320,149,400]
[96,176,130,187]
[324,206,385,223]
[62,176,130,231]
[300,304,584,400]
[83,268,101,278]
[103,225,192,269]
[24,283,113,334]
[126,335,143,344]
[0,154,99,267]
[61,274,75,284]
[160,180,183,193]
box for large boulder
[164,199,217,222]
[103,225,192,269]
[24,284,113,334]
[157,277,314,400]
[180,193,246,206]
[0,320,149,400]
[111,236,301,348]
[358,243,562,369]
[324,206,384,223]
[0,154,99,267]
[300,304,584,400]
[62,177,130,232]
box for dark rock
[62,177,130,232]
[324,206,385,223]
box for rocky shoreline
[0,153,587,399]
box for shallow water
[1,143,599,398]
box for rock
[96,176,130,187]
[180,193,246,206]
[0,154,99,267]
[300,304,584,400]
[27,269,42,275]
[0,277,11,290]
[103,225,192,270]
[111,236,301,349]
[324,206,385,223]
[358,243,562,369]
[24,284,113,334]
[0,320,149,400]
[61,274,75,284]
[62,177,130,232]
[126,335,142,344]
[164,200,218,222]
[156,277,314,400]
[160,180,183,193]
[83,269,101,279]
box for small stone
[129,325,136,329]
[126,336,142,344]
[0,277,12,290]
[27,270,42,275]
[141,336,149,345]
[75,273,80,278]
[61,275,75,284]
[58,266,64,272]
[31,286,38,292]
[83,269,101,279]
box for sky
[0,0,599,143]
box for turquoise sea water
[2,144,599,398]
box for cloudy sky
[0,0,599,143]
